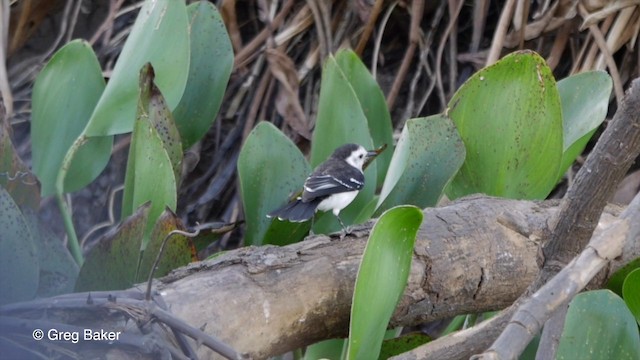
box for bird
[268,143,377,232]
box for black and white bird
[268,143,377,230]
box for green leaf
[1,126,78,296]
[304,339,347,360]
[122,64,180,228]
[0,119,39,210]
[557,290,640,360]
[0,186,39,305]
[31,40,111,196]
[335,49,393,187]
[139,64,183,183]
[379,332,431,359]
[520,335,541,360]
[608,258,640,295]
[136,208,193,282]
[85,0,189,136]
[375,115,465,216]
[32,219,79,298]
[238,122,311,246]
[311,54,376,233]
[263,220,311,246]
[447,50,563,200]
[557,71,612,178]
[75,203,150,291]
[348,205,422,360]
[622,268,640,325]
[352,195,380,224]
[173,1,233,149]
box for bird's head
[332,143,378,171]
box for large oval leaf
[238,122,311,246]
[335,49,393,187]
[0,186,39,305]
[85,0,189,136]
[75,203,150,291]
[311,54,376,233]
[347,205,422,360]
[31,40,111,196]
[557,290,640,359]
[557,71,612,178]
[447,50,563,200]
[375,114,465,216]
[173,1,233,149]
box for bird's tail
[268,199,320,222]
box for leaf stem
[56,193,83,266]
[55,134,87,266]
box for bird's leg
[309,214,316,236]
[336,214,351,238]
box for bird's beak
[363,144,387,170]
[367,143,387,157]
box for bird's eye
[359,154,364,159]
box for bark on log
[156,196,619,359]
[2,196,632,360]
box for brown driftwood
[155,196,627,359]
[2,196,634,360]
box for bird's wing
[301,168,364,201]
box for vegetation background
[3,0,637,248]
[1,0,639,359]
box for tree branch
[540,77,640,279]
[475,193,639,359]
